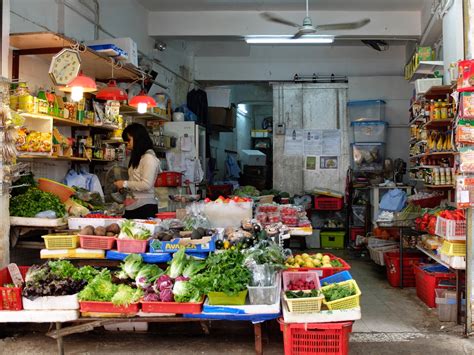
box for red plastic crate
[288,254,351,279]
[279,318,353,355]
[79,235,115,250]
[115,238,148,253]
[410,195,444,208]
[141,298,204,314]
[314,196,343,211]
[0,266,29,311]
[155,212,177,220]
[414,264,455,308]
[350,227,365,241]
[155,172,182,187]
[79,301,139,314]
[384,251,424,287]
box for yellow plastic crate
[42,234,79,250]
[283,291,324,314]
[440,240,466,257]
[321,280,361,310]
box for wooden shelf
[10,32,146,81]
[18,155,88,162]
[89,124,118,131]
[19,112,88,127]
[416,245,464,270]
[423,119,454,129]
[423,85,453,100]
[120,105,170,121]
[409,61,444,83]
[424,184,455,189]
[409,115,426,125]
[410,151,458,160]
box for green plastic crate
[207,290,248,305]
[321,231,345,249]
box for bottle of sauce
[441,100,448,120]
[429,100,435,120]
[434,100,442,120]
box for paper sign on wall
[284,129,304,155]
[320,156,338,169]
[306,156,317,170]
[303,130,322,155]
[321,130,341,156]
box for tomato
[204,198,211,203]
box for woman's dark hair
[122,123,154,169]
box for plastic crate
[284,291,324,314]
[289,254,351,279]
[115,238,148,253]
[155,212,176,220]
[320,271,353,286]
[42,234,79,250]
[367,237,398,248]
[79,235,115,250]
[351,143,385,172]
[207,290,247,305]
[79,301,139,314]
[435,289,465,322]
[368,245,399,266]
[283,270,321,291]
[313,196,343,211]
[384,251,424,287]
[410,195,444,208]
[154,172,182,187]
[320,231,345,249]
[440,241,466,257]
[414,264,455,308]
[141,298,204,314]
[279,319,353,355]
[435,217,466,240]
[351,121,387,143]
[0,266,29,311]
[321,280,361,310]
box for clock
[48,48,81,86]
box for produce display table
[46,315,274,355]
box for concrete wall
[442,0,465,83]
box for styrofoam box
[104,322,149,332]
[68,217,124,230]
[85,37,138,67]
[119,219,160,235]
[348,99,386,122]
[351,121,387,143]
[415,78,443,95]
[22,294,79,310]
[241,149,266,166]
[204,201,253,228]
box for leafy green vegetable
[111,284,143,306]
[172,280,202,303]
[190,249,251,296]
[233,185,260,197]
[122,254,144,279]
[74,265,99,283]
[243,240,287,269]
[285,289,321,299]
[135,264,163,289]
[321,284,356,302]
[79,269,117,302]
[182,260,206,278]
[11,172,36,197]
[330,259,343,268]
[118,220,151,240]
[48,260,77,279]
[168,247,188,279]
[10,188,65,218]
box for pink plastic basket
[435,216,466,240]
[283,270,321,291]
[79,235,116,250]
[115,239,148,253]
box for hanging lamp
[96,80,127,101]
[129,90,157,114]
[60,71,97,102]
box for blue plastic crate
[320,271,353,286]
[421,264,450,273]
[149,237,216,254]
[106,250,172,263]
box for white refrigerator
[163,121,206,187]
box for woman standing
[114,123,161,219]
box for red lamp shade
[95,80,128,101]
[129,91,157,108]
[61,71,97,93]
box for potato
[106,223,120,234]
[94,226,106,236]
[106,231,116,237]
[80,225,94,236]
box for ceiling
[138,0,427,12]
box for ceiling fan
[261,0,371,39]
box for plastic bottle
[434,100,441,120]
[430,100,435,120]
[441,100,448,120]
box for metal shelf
[409,61,444,83]
[410,151,458,160]
[120,105,170,121]
[424,184,455,189]
[423,119,454,129]
[416,245,464,270]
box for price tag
[7,263,24,287]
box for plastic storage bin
[313,196,343,211]
[435,289,465,322]
[352,143,385,172]
[115,238,148,253]
[351,206,366,227]
[351,121,387,143]
[42,234,79,250]
[283,270,321,291]
[0,266,29,310]
[247,273,281,305]
[79,235,115,250]
[279,319,353,355]
[207,290,248,305]
[321,280,361,310]
[348,99,386,122]
[414,264,455,308]
[320,231,345,249]
[320,271,353,286]
[384,251,424,287]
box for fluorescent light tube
[245,35,334,44]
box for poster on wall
[321,130,341,156]
[284,129,304,155]
[306,156,317,170]
[303,130,323,155]
[320,156,338,169]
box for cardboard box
[241,149,266,167]
[208,106,236,128]
[85,37,138,67]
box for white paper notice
[303,130,322,155]
[284,129,304,156]
[322,130,341,156]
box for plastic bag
[175,105,198,122]
[35,210,57,219]
[379,189,407,212]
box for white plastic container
[415,78,443,95]
[204,201,253,228]
[247,274,281,305]
[435,289,465,322]
[348,100,386,122]
[68,217,124,230]
[351,121,387,143]
[22,294,79,310]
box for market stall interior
[0,0,473,354]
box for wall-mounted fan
[261,0,370,39]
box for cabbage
[79,269,117,302]
[111,284,143,306]
[175,276,189,282]
[135,264,163,289]
[160,288,174,302]
[172,280,202,303]
[153,275,173,293]
[118,220,151,240]
[182,260,206,278]
[122,254,143,279]
[168,247,187,279]
[143,292,160,302]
